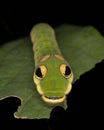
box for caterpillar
[30,23,73,105]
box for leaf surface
[0,24,104,118]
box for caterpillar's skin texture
[30,23,73,105]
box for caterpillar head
[33,55,73,105]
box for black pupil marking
[36,68,43,78]
[65,66,71,76]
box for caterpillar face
[33,56,73,105]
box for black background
[0,3,104,129]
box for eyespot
[60,64,71,78]
[35,65,47,79]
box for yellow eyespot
[35,65,47,79]
[60,64,71,78]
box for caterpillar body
[30,23,73,105]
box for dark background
[0,3,104,129]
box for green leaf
[0,24,104,119]
[56,25,104,81]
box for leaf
[0,24,104,119]
[56,25,104,81]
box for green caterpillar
[30,23,73,105]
